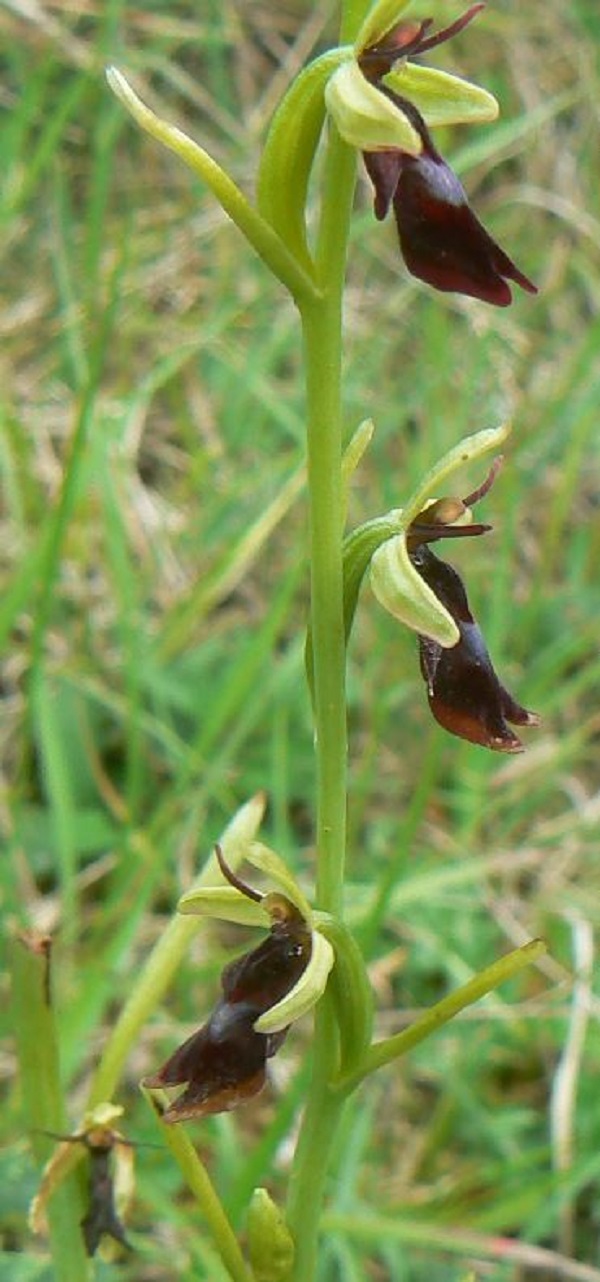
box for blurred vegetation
[2,0,600,1278]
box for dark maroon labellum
[81,1142,132,1257]
[406,466,540,752]
[41,1131,132,1257]
[414,546,540,752]
[390,150,538,307]
[145,1002,277,1123]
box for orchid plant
[23,2,546,1278]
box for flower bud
[247,1188,295,1282]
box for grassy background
[3,0,600,1278]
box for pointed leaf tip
[356,0,413,52]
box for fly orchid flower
[369,425,540,751]
[406,480,540,751]
[144,845,334,1123]
[326,3,537,305]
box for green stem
[335,939,547,1097]
[286,996,343,1282]
[300,132,357,915]
[143,1090,253,1282]
[286,88,361,1282]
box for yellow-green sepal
[246,842,313,922]
[325,61,421,153]
[370,532,459,645]
[401,423,511,529]
[384,63,499,127]
[177,885,270,926]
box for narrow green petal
[177,885,269,926]
[355,0,413,53]
[326,62,421,153]
[370,533,459,646]
[245,842,313,922]
[400,424,511,531]
[254,931,335,1034]
[384,63,499,127]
